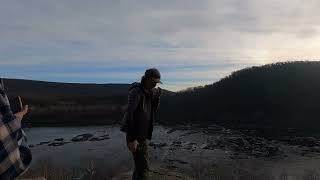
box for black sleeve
[126,88,141,142]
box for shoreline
[22,125,320,179]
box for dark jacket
[120,82,160,141]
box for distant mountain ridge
[1,78,174,126]
[3,78,146,96]
[158,61,320,133]
[3,61,319,133]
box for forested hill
[3,61,320,131]
[159,61,320,131]
[3,79,131,96]
[1,78,174,126]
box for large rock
[149,142,168,149]
[71,133,94,142]
[289,137,320,147]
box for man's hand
[154,87,162,99]
[158,87,162,97]
[128,139,139,153]
[14,105,29,122]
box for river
[24,125,320,179]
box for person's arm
[0,92,22,132]
[0,88,13,117]
[153,97,160,112]
[126,88,141,142]
[152,87,161,112]
[1,83,28,132]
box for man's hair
[141,68,161,85]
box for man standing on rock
[120,68,162,180]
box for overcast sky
[1,0,319,91]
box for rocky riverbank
[22,125,320,179]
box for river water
[24,125,199,172]
[24,125,320,179]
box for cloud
[1,0,320,91]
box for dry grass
[19,158,320,180]
[19,159,127,180]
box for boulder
[71,133,94,142]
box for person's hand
[128,139,139,153]
[14,105,28,122]
[158,87,162,97]
[154,87,162,99]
